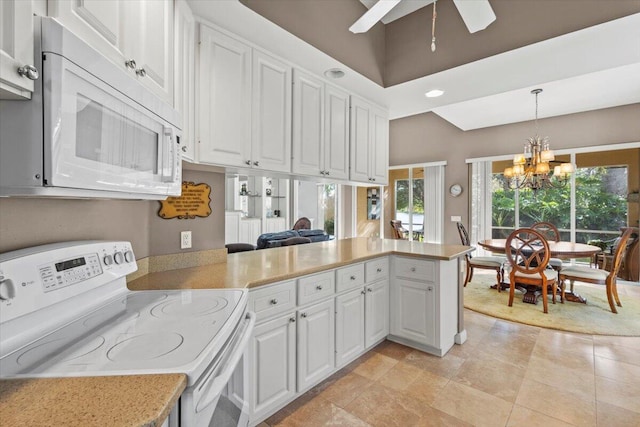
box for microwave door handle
[162,127,176,182]
[195,311,256,413]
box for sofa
[256,229,330,249]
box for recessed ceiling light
[425,89,444,98]
[324,68,345,79]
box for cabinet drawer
[336,263,365,293]
[394,257,436,282]
[249,281,296,321]
[298,271,335,306]
[365,257,389,283]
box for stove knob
[124,251,134,263]
[103,254,114,266]
[0,279,15,301]
[114,251,124,265]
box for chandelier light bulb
[431,38,436,52]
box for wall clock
[449,184,463,197]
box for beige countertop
[129,237,473,291]
[0,374,186,427]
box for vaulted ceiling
[191,0,640,130]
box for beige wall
[356,187,380,238]
[0,170,226,258]
[389,103,640,244]
[240,0,386,86]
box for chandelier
[504,89,574,190]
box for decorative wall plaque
[158,182,212,219]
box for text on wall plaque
[158,182,212,219]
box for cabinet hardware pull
[428,286,433,292]
[17,65,39,80]
[270,298,278,305]
[316,285,323,290]
[181,146,187,153]
[289,317,296,323]
[135,68,146,77]
[125,59,137,69]
[410,267,416,272]
[367,288,372,292]
[253,161,260,166]
[376,268,382,273]
[245,160,252,165]
[350,275,356,280]
[325,171,329,176]
[301,313,307,318]
[361,290,366,294]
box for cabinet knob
[253,161,260,166]
[320,171,325,176]
[270,298,278,305]
[376,268,382,273]
[361,290,366,295]
[300,313,307,318]
[125,59,137,69]
[316,285,323,290]
[289,317,296,323]
[135,68,147,77]
[428,286,434,292]
[410,267,416,272]
[367,288,372,292]
[372,178,376,182]
[17,65,39,80]
[181,146,187,153]
[325,171,330,176]
[350,275,356,280]
[245,160,252,165]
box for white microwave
[0,17,182,199]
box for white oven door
[43,53,180,196]
[181,311,255,427]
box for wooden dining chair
[559,227,634,313]
[390,220,408,240]
[505,228,558,313]
[531,222,564,273]
[456,222,505,289]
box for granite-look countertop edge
[0,374,186,427]
[128,238,474,291]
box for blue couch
[256,229,330,249]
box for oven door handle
[195,311,256,413]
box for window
[394,168,424,240]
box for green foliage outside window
[395,179,425,214]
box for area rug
[464,273,640,336]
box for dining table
[477,239,603,305]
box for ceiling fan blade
[349,0,402,34]
[453,0,496,33]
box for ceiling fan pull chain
[431,0,437,52]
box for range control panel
[0,241,137,324]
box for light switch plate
[451,216,462,222]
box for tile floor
[258,309,640,427]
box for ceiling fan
[350,0,496,35]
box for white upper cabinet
[198,25,252,167]
[292,70,324,177]
[349,96,389,185]
[324,84,350,180]
[174,0,195,161]
[292,70,349,180]
[0,0,35,99]
[50,0,174,104]
[251,51,292,173]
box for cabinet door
[250,220,262,244]
[391,279,436,347]
[198,25,251,167]
[126,0,174,104]
[297,299,335,391]
[370,107,389,185]
[50,0,125,67]
[0,0,34,99]
[335,288,365,368]
[174,0,195,161]
[225,212,241,244]
[252,51,292,173]
[292,70,324,177]
[324,85,350,180]
[349,96,371,183]
[249,313,296,421]
[365,279,389,348]
[238,220,252,245]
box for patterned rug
[463,273,640,336]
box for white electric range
[0,241,254,427]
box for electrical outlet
[180,231,192,249]
[451,216,462,222]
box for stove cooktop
[0,288,247,384]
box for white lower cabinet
[249,312,297,422]
[297,299,335,391]
[391,278,436,347]
[365,279,390,348]
[335,288,365,368]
